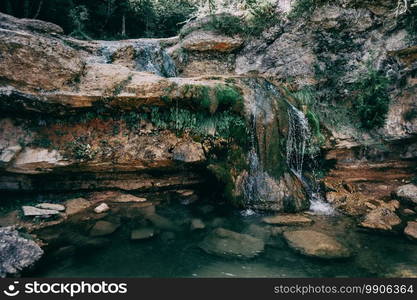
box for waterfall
[286,104,311,177]
[286,104,334,215]
[242,80,283,208]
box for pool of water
[24,196,417,278]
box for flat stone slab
[262,214,313,226]
[90,221,119,237]
[36,203,65,211]
[131,227,155,240]
[199,228,264,259]
[283,230,351,259]
[22,206,60,217]
[404,221,417,240]
[359,208,401,231]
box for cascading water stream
[285,103,333,215]
[286,104,310,178]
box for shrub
[245,0,281,36]
[205,14,246,36]
[352,64,391,129]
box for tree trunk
[33,0,43,19]
[122,14,126,37]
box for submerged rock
[0,227,43,277]
[404,221,417,241]
[199,228,264,259]
[395,184,417,205]
[359,208,402,231]
[22,206,60,217]
[283,230,351,259]
[190,218,205,230]
[131,227,155,240]
[36,203,65,212]
[146,214,177,231]
[89,221,119,237]
[262,214,313,226]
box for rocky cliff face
[0,0,416,225]
[0,11,308,213]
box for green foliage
[215,84,244,110]
[68,137,96,160]
[204,14,246,36]
[69,5,90,39]
[352,64,391,129]
[0,0,197,39]
[245,0,281,36]
[31,137,52,148]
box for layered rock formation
[0,11,308,213]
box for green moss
[215,84,244,111]
[30,137,52,148]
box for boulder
[359,208,402,231]
[35,203,65,212]
[94,203,110,214]
[181,30,243,53]
[199,228,264,259]
[22,206,60,217]
[130,227,155,240]
[283,230,351,259]
[404,221,417,240]
[262,214,313,226]
[395,184,417,205]
[0,16,83,92]
[0,226,43,277]
[89,221,119,237]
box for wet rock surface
[359,208,402,232]
[396,184,417,205]
[0,227,43,277]
[283,230,351,259]
[404,222,417,241]
[89,221,120,237]
[262,214,313,226]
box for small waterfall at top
[90,40,177,78]
[286,104,333,215]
